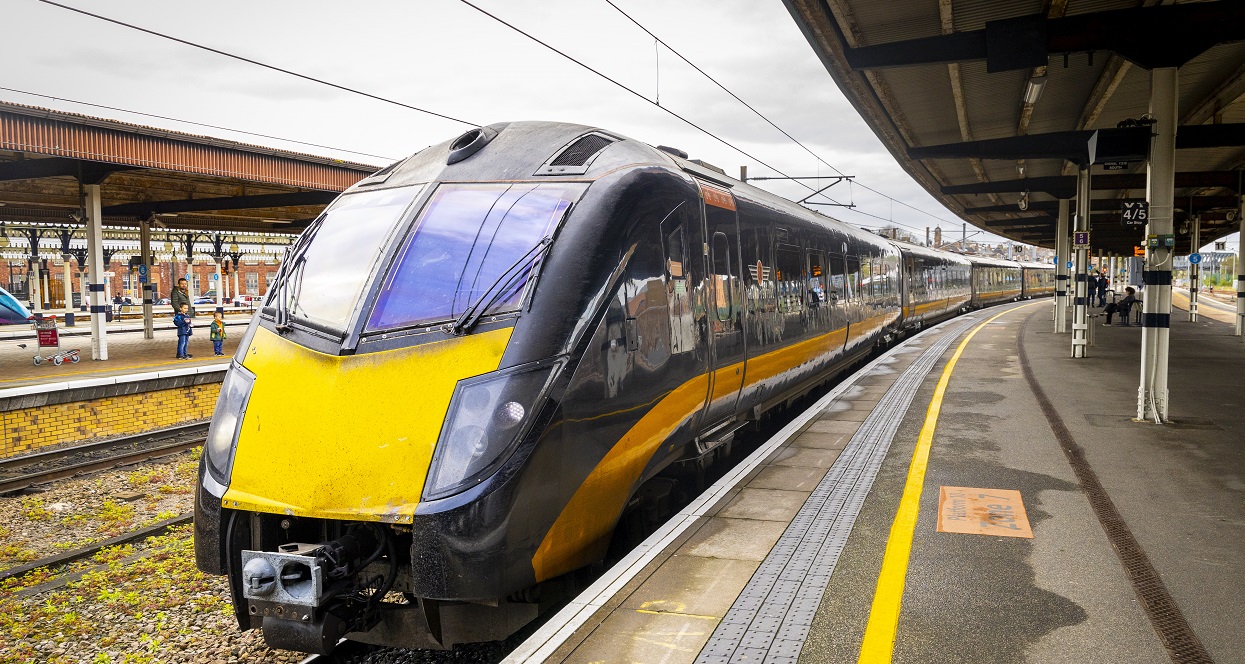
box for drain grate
[1018,310,1214,664]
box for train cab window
[806,250,827,307]
[710,232,733,322]
[368,182,586,331]
[277,183,425,332]
[775,244,803,312]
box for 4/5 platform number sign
[1122,201,1149,227]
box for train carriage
[1020,261,1056,298]
[0,286,33,325]
[967,255,1023,307]
[893,242,972,329]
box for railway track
[0,422,208,495]
[0,513,192,596]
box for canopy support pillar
[1138,67,1177,423]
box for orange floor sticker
[937,486,1033,538]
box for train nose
[216,324,515,523]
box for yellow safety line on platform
[857,302,1038,663]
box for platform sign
[937,486,1033,538]
[137,264,148,283]
[212,273,219,282]
[1073,231,1090,247]
[1189,252,1203,265]
[1122,201,1149,226]
[1067,261,1073,269]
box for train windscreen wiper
[447,236,553,336]
[267,214,325,330]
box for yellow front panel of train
[221,326,512,523]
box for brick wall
[1,383,221,457]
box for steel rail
[0,514,193,585]
[0,424,208,494]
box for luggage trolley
[32,317,80,366]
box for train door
[697,181,746,431]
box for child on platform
[174,304,193,359]
[209,312,227,357]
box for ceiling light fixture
[1023,75,1047,105]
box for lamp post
[209,233,226,314]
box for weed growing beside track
[0,524,302,663]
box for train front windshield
[275,184,426,332]
[366,182,585,331]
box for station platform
[1,314,250,457]
[0,313,250,391]
[512,299,1244,663]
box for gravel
[0,449,201,570]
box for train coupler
[239,528,390,655]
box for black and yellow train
[194,121,1052,654]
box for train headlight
[424,361,557,500]
[202,362,256,492]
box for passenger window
[845,255,861,301]
[776,244,803,312]
[711,232,732,322]
[663,222,694,354]
[829,253,848,303]
[807,250,827,307]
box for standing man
[171,277,191,317]
[1097,272,1109,307]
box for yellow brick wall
[1,383,221,457]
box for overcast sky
[5,0,1237,252]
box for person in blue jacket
[174,303,193,359]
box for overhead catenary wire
[602,0,958,229]
[455,0,857,212]
[0,86,398,162]
[34,0,479,128]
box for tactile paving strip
[695,317,980,664]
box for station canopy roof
[784,0,1245,255]
[0,101,379,235]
